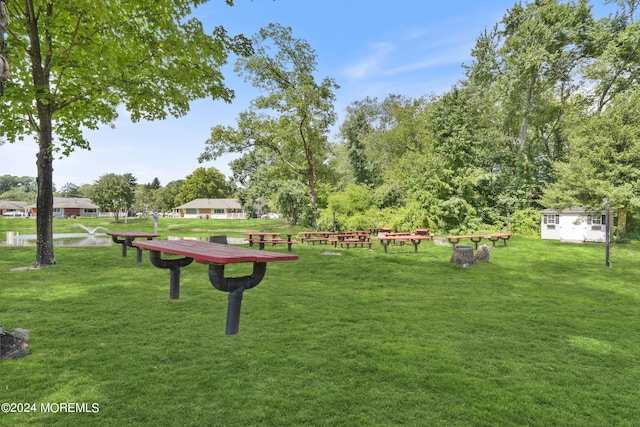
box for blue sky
[2,0,615,189]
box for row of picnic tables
[298,229,512,253]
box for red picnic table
[376,234,433,253]
[299,231,335,245]
[131,239,298,335]
[369,227,392,235]
[106,231,160,263]
[244,232,297,252]
[445,233,512,249]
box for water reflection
[2,232,112,247]
[2,232,248,247]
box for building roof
[0,201,27,210]
[539,206,602,214]
[175,198,243,210]
[27,197,99,209]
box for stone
[450,245,475,267]
[476,245,492,263]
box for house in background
[0,201,28,217]
[175,198,245,219]
[540,207,608,242]
[27,197,100,218]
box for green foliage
[153,180,184,214]
[543,86,640,239]
[58,182,82,198]
[200,23,338,227]
[0,0,250,266]
[175,167,230,205]
[327,184,371,216]
[508,208,541,237]
[273,179,309,226]
[91,173,135,221]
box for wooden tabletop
[106,231,160,238]
[132,239,298,265]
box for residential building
[174,198,245,219]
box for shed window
[544,214,560,225]
[213,209,225,214]
[185,209,197,215]
[587,215,605,225]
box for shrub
[509,208,541,237]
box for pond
[1,233,248,247]
[1,232,113,247]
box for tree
[91,174,135,222]
[0,0,251,267]
[583,1,640,111]
[154,180,184,214]
[0,175,36,195]
[458,0,599,211]
[58,182,80,198]
[339,98,380,187]
[175,167,230,205]
[200,23,339,227]
[541,86,640,241]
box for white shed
[540,207,607,242]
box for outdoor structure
[0,201,28,217]
[540,207,607,242]
[174,198,245,219]
[27,197,99,218]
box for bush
[509,208,541,237]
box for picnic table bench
[369,227,392,235]
[245,232,297,252]
[106,231,160,263]
[340,239,376,249]
[376,234,433,253]
[300,231,336,245]
[445,233,512,249]
[131,239,298,335]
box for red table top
[132,239,298,265]
[106,231,160,238]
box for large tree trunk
[26,0,56,267]
[35,130,56,267]
[307,169,317,228]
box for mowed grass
[1,218,639,426]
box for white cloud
[343,42,395,80]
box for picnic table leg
[111,235,128,257]
[471,238,482,250]
[125,238,145,263]
[447,238,460,247]
[148,251,195,300]
[209,262,267,335]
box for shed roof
[539,206,601,214]
[175,198,243,210]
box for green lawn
[1,218,639,426]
